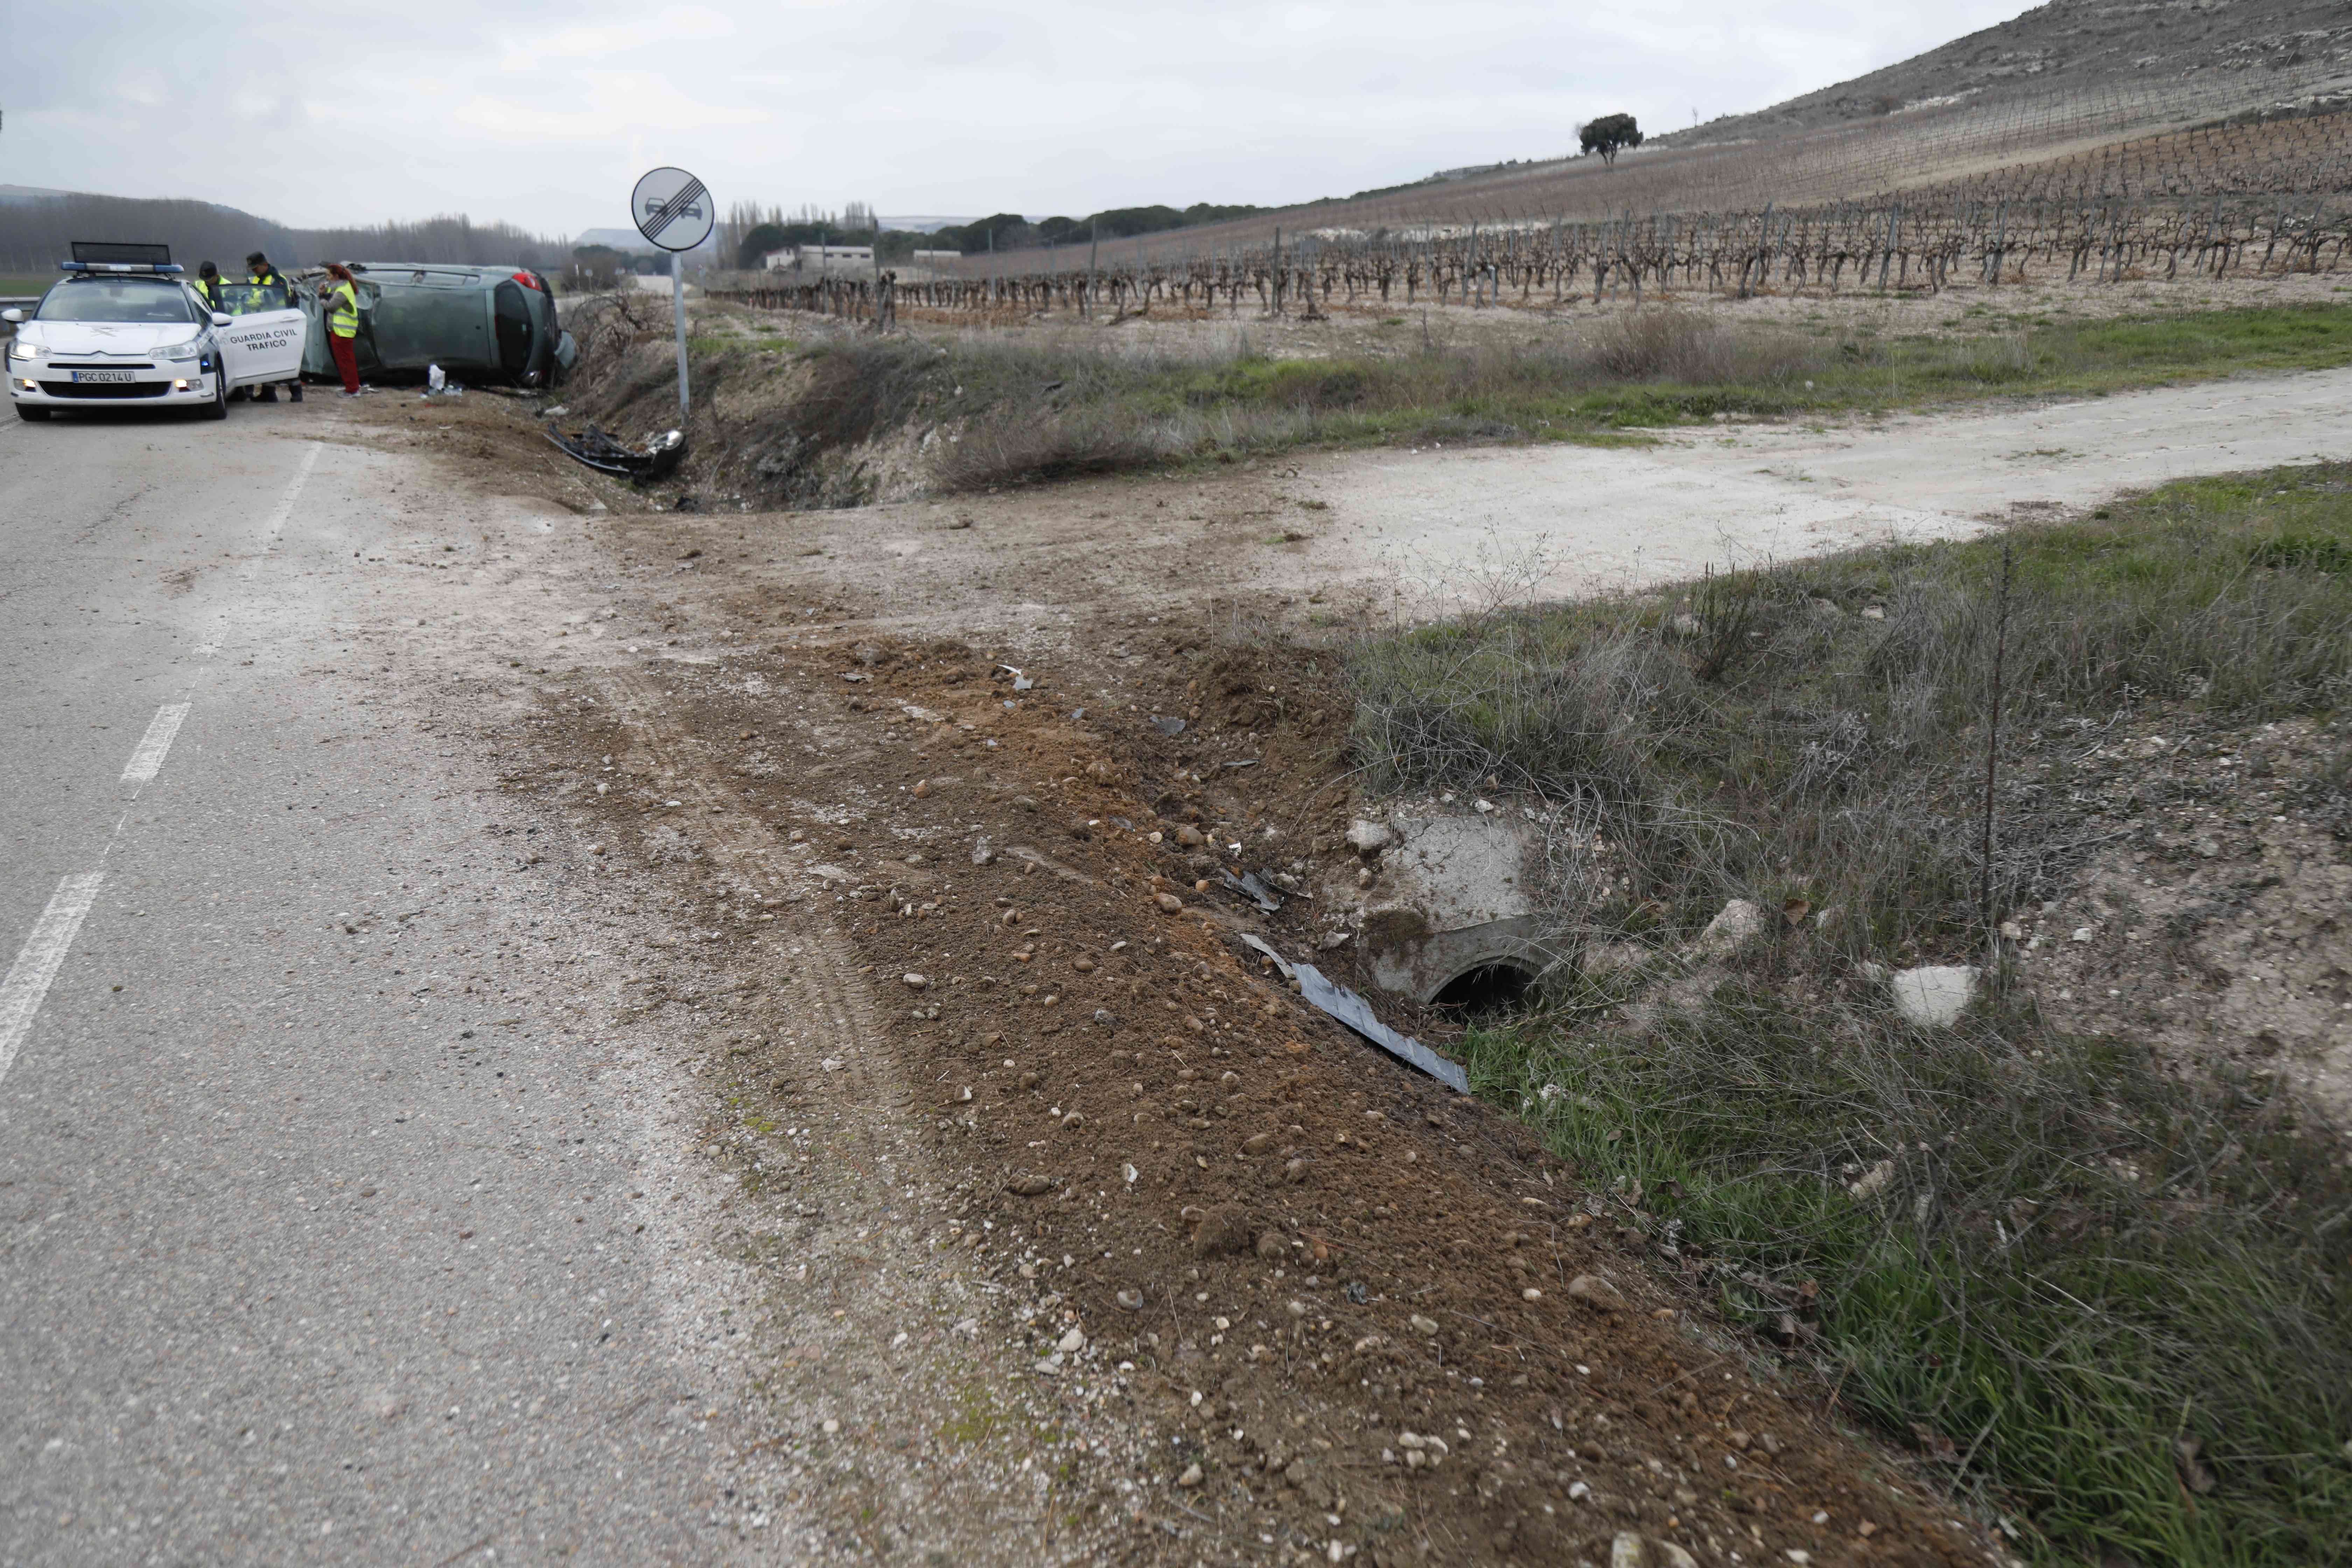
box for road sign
[630,167,711,422]
[631,167,713,254]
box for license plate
[70,369,136,384]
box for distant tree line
[0,191,570,278]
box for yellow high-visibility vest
[326,280,359,337]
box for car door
[211,284,306,387]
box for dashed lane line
[121,702,191,784]
[1,436,326,1088]
[0,872,105,1088]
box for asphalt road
[0,405,744,1564]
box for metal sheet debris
[1242,934,1293,979]
[547,424,687,482]
[1219,868,1282,913]
[1245,940,1468,1093]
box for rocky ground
[2014,712,2352,1126]
[317,384,2029,1566]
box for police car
[4,242,307,422]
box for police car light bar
[65,240,180,273]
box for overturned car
[294,263,577,388]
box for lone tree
[1579,113,1643,165]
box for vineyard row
[716,195,2352,323]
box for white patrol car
[4,242,307,422]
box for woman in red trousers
[317,263,362,395]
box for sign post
[630,166,714,420]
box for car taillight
[511,272,544,292]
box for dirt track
[547,357,2352,639]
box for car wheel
[16,404,52,421]
[198,365,228,420]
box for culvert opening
[1432,962,1536,1016]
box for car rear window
[36,279,203,324]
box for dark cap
[246,252,270,267]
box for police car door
[211,284,307,388]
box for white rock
[1697,899,1766,956]
[1057,1326,1086,1353]
[902,973,930,990]
[2072,926,2095,943]
[1889,964,1977,1028]
[1345,819,1395,854]
[1847,1157,1896,1200]
[821,1057,846,1072]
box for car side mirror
[0,308,22,325]
[211,312,233,327]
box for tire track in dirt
[563,657,1139,1563]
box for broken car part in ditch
[1242,935,1469,1093]
[1219,867,1283,913]
[547,424,688,483]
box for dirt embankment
[348,387,2012,1564]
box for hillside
[1661,0,2352,145]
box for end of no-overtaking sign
[633,166,712,419]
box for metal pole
[671,261,690,419]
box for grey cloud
[7,0,2037,236]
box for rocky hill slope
[1662,0,2352,145]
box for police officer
[243,253,286,402]
[191,261,224,311]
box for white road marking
[2,437,326,1085]
[236,441,322,583]
[0,872,106,1087]
[121,702,191,784]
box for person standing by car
[191,261,224,311]
[236,253,288,403]
[317,263,362,395]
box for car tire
[16,404,52,421]
[198,366,228,421]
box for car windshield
[36,278,201,324]
[215,282,292,316]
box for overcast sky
[8,0,2034,235]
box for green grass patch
[1345,465,2352,1563]
[928,302,2352,489]
[1464,996,2352,1567]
